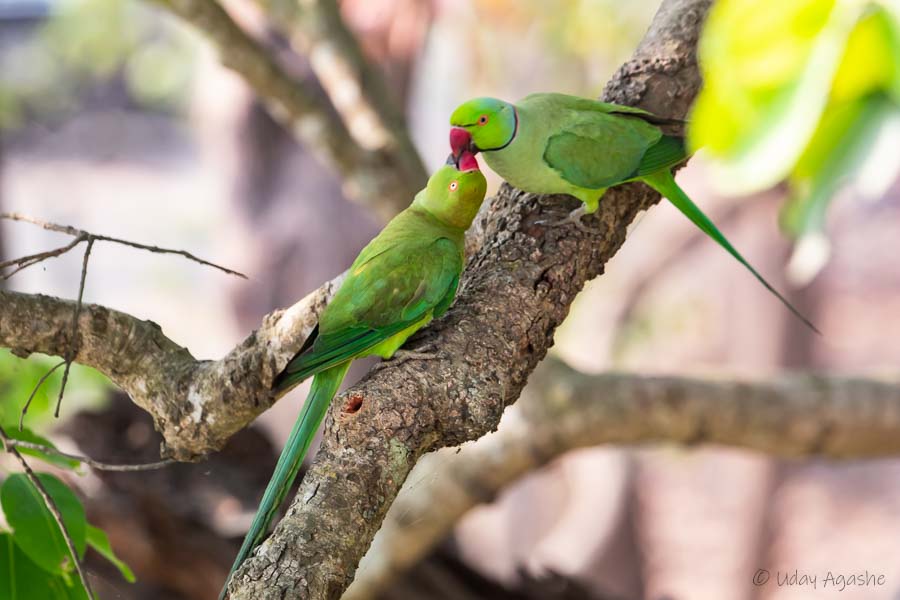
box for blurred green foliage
[0,349,109,432]
[690,0,900,242]
[0,0,198,130]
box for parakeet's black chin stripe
[478,107,519,153]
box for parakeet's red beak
[457,150,479,172]
[445,150,479,172]
[450,127,474,161]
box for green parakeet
[220,156,487,598]
[449,92,817,332]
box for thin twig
[19,361,66,431]
[5,439,175,472]
[0,235,87,280]
[0,213,82,235]
[0,424,96,600]
[90,233,247,277]
[0,213,246,278]
[54,238,93,418]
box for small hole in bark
[343,394,364,414]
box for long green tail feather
[220,362,351,599]
[641,169,820,334]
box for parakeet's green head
[415,158,487,230]
[449,97,517,160]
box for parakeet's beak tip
[449,127,475,159]
[457,150,480,172]
[445,150,479,172]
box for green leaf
[831,6,900,103]
[86,524,136,583]
[0,474,86,575]
[0,533,88,600]
[783,94,900,236]
[691,0,862,193]
[1,426,81,471]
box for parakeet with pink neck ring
[449,92,817,332]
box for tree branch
[226,0,714,597]
[260,0,427,187]
[0,213,246,279]
[4,439,176,472]
[0,273,343,460]
[345,358,900,599]
[153,0,425,218]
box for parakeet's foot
[537,206,600,234]
[371,346,441,371]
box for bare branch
[0,235,86,280]
[259,0,426,180]
[0,424,95,600]
[4,439,175,472]
[0,213,247,279]
[0,272,345,460]
[151,0,425,218]
[2,213,246,429]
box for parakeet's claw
[536,206,600,234]
[371,346,441,372]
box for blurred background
[1,0,900,599]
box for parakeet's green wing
[635,135,689,177]
[543,117,663,189]
[276,235,461,388]
[520,92,686,126]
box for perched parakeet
[220,156,487,598]
[449,92,817,332]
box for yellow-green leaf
[690,0,868,193]
[831,6,900,102]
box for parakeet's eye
[478,115,489,125]
[449,181,458,191]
